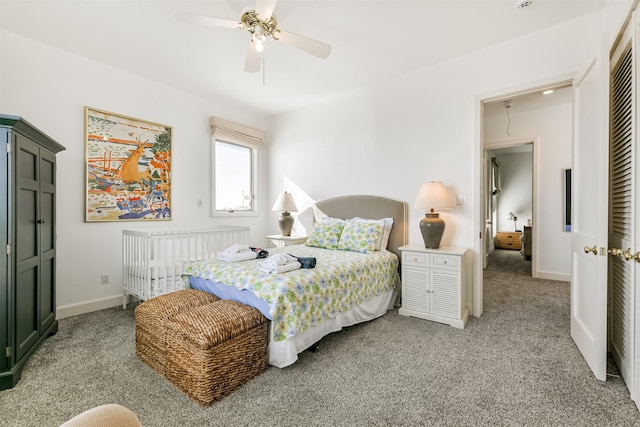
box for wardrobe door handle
[37,219,45,224]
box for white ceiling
[0,0,605,117]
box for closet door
[609,18,636,402]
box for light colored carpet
[1,252,638,426]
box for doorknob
[608,248,623,256]
[606,247,640,262]
[584,245,598,255]
[620,248,640,262]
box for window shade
[209,117,265,150]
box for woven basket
[166,300,269,407]
[135,289,219,375]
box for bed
[183,195,408,368]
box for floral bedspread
[184,245,399,342]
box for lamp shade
[414,182,452,211]
[272,191,298,213]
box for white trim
[473,94,484,318]
[57,295,129,319]
[536,270,571,282]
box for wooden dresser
[495,231,522,250]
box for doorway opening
[484,143,533,277]
[473,77,573,317]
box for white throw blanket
[221,244,251,254]
[217,244,256,262]
[258,254,301,274]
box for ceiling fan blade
[173,11,242,29]
[244,41,263,73]
[255,0,278,20]
[273,30,331,59]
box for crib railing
[122,226,250,308]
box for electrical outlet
[456,195,466,205]
[101,274,110,285]
[197,199,203,208]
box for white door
[571,37,609,381]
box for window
[214,140,255,213]
[209,117,264,217]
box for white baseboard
[57,295,132,319]
[535,270,570,282]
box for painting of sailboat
[85,107,172,222]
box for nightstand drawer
[430,253,460,271]
[402,251,429,267]
[495,232,522,250]
[497,241,521,250]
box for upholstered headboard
[314,195,408,262]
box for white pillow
[296,207,315,235]
[312,204,327,222]
[296,204,330,236]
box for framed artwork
[85,107,172,222]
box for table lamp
[272,191,298,236]
[414,181,452,249]
[508,212,518,231]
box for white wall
[267,12,603,306]
[0,31,270,316]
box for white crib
[122,226,250,308]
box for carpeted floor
[1,251,639,426]
[485,248,531,276]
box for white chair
[59,404,142,427]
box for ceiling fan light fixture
[251,28,266,51]
[175,1,332,73]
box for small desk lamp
[508,212,518,231]
[414,181,452,249]
[272,191,298,236]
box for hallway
[485,248,532,277]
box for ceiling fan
[174,0,331,73]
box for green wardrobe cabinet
[0,115,65,390]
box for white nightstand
[265,234,308,248]
[398,244,469,329]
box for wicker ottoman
[135,289,219,375]
[165,300,269,407]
